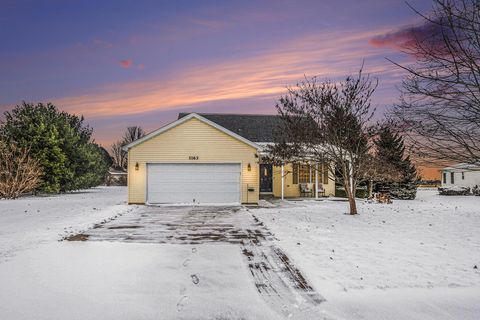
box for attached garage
[146,163,241,204]
[123,113,260,205]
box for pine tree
[374,126,417,199]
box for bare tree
[110,126,145,171]
[111,140,127,170]
[390,0,480,165]
[123,126,145,145]
[0,140,42,199]
[269,67,378,214]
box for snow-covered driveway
[0,197,326,320]
[70,205,326,319]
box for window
[298,165,310,183]
[451,172,455,184]
[443,173,447,184]
[293,164,310,184]
[462,172,465,180]
[293,163,329,184]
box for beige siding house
[123,113,335,205]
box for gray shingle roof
[178,113,282,142]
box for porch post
[315,163,319,199]
[281,163,285,200]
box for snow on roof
[442,163,480,171]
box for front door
[259,164,273,193]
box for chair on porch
[299,183,313,197]
[316,183,325,197]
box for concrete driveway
[76,206,273,245]
[68,205,326,319]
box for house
[122,113,335,205]
[441,163,480,188]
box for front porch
[258,162,335,200]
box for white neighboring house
[441,163,480,188]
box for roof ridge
[179,112,278,117]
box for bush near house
[473,185,480,196]
[438,186,471,196]
[0,140,42,198]
[0,102,110,194]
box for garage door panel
[149,173,240,183]
[150,182,240,191]
[148,184,240,194]
[147,163,241,204]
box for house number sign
[189,156,199,160]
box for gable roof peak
[123,113,260,151]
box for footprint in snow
[182,258,191,267]
[192,247,197,253]
[176,295,189,312]
[191,274,199,285]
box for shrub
[473,185,480,196]
[0,102,109,193]
[438,186,471,196]
[0,140,42,199]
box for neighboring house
[122,113,335,205]
[441,163,480,188]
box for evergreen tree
[374,126,417,199]
[375,126,416,182]
[0,102,109,193]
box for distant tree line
[0,102,111,198]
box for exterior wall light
[247,163,251,171]
[135,162,139,171]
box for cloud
[369,20,443,51]
[119,59,133,68]
[49,27,404,120]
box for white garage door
[147,163,241,204]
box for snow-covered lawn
[0,187,134,263]
[253,189,480,319]
[0,242,278,320]
[1,188,479,319]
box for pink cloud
[119,59,133,68]
[369,21,443,52]
[53,29,400,120]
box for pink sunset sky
[0,1,438,176]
